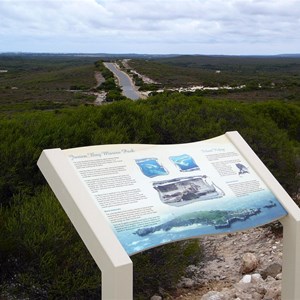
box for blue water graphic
[117,191,287,255]
[169,154,199,172]
[135,158,168,178]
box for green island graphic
[134,207,266,237]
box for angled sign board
[37,131,300,300]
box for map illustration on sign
[64,134,287,255]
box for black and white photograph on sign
[153,175,224,206]
[169,154,200,172]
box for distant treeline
[0,55,98,112]
[129,56,300,103]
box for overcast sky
[1,0,300,55]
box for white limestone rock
[240,252,259,274]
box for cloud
[0,0,300,54]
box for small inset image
[236,163,249,175]
[136,158,168,178]
[169,154,199,172]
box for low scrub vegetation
[0,55,299,298]
[0,93,299,298]
[129,56,300,103]
[0,55,98,112]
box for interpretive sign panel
[63,133,287,255]
[38,131,300,300]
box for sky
[0,0,300,55]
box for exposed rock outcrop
[173,224,283,300]
[200,273,282,299]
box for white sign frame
[37,131,300,300]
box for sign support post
[226,131,300,300]
[280,211,300,299]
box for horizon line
[1,51,300,57]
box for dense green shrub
[252,101,300,142]
[132,240,201,299]
[0,95,298,202]
[0,187,101,299]
[0,94,299,298]
[106,90,126,102]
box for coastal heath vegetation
[0,54,299,298]
[0,55,99,113]
[0,93,299,298]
